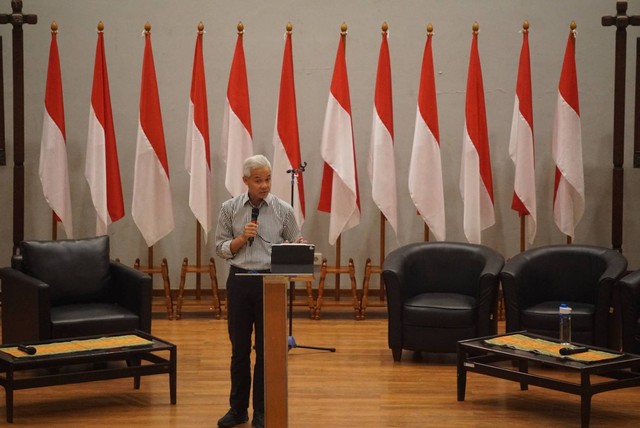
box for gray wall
[0,0,637,290]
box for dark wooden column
[0,1,37,254]
[602,1,640,252]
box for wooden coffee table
[457,331,640,427]
[0,330,176,423]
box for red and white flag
[408,28,445,241]
[318,29,360,245]
[552,27,584,238]
[132,27,174,247]
[272,27,305,228]
[368,26,397,238]
[40,27,73,239]
[85,25,124,236]
[221,26,253,197]
[459,27,494,244]
[185,26,213,242]
[509,26,537,245]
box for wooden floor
[2,297,640,427]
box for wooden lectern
[241,273,313,427]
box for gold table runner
[0,335,152,358]
[484,334,622,363]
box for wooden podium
[242,273,313,427]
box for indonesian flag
[408,29,445,241]
[318,30,360,245]
[368,27,398,238]
[271,29,305,228]
[85,27,124,236]
[40,28,73,239]
[459,28,494,244]
[552,28,584,238]
[185,27,213,242]
[221,28,253,197]
[509,27,537,244]
[132,28,175,247]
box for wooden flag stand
[602,1,640,252]
[133,246,173,320]
[315,235,359,320]
[360,213,387,320]
[175,222,222,320]
[0,1,37,255]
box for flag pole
[335,235,341,293]
[51,213,57,240]
[379,212,385,264]
[519,214,525,252]
[195,220,201,298]
[148,245,153,277]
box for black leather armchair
[501,245,627,348]
[618,269,640,354]
[0,235,152,344]
[382,241,504,361]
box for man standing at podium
[215,154,303,428]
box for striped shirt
[215,192,301,271]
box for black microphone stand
[286,162,335,352]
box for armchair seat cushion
[404,293,476,328]
[521,301,595,332]
[51,303,140,339]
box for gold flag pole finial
[341,22,347,36]
[198,21,204,33]
[523,20,529,32]
[472,21,479,34]
[97,21,104,32]
[286,22,292,33]
[570,20,577,39]
[144,21,151,34]
[237,21,244,35]
[50,20,57,32]
[381,21,388,34]
[427,23,433,34]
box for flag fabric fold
[85,28,124,236]
[368,28,398,238]
[185,28,213,242]
[132,29,175,247]
[221,29,253,197]
[509,27,537,245]
[318,30,360,245]
[552,28,584,238]
[40,28,73,239]
[408,29,445,241]
[459,29,494,244]
[272,29,305,229]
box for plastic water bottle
[559,304,572,344]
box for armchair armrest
[382,249,408,351]
[0,267,51,343]
[109,261,153,333]
[477,252,504,336]
[618,270,640,352]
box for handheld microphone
[559,346,589,356]
[17,344,37,355]
[249,207,259,246]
